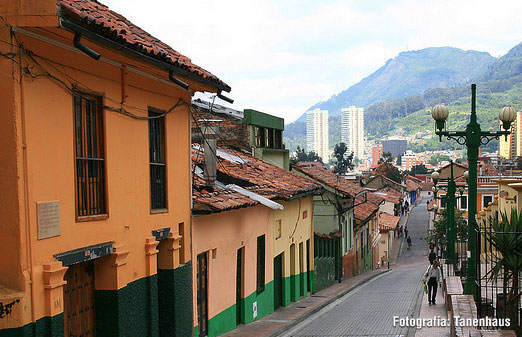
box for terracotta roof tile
[293,162,365,198]
[59,0,229,90]
[379,212,400,230]
[192,147,321,213]
[405,179,422,192]
[354,201,379,222]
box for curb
[266,269,392,337]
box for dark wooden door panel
[64,261,95,337]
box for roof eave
[59,17,231,93]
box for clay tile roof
[354,201,379,222]
[192,146,321,213]
[379,212,400,230]
[366,192,385,205]
[420,182,434,191]
[405,175,423,183]
[379,187,404,200]
[293,162,365,198]
[372,191,401,204]
[59,0,229,91]
[405,179,422,192]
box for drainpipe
[200,121,220,190]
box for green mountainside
[284,42,522,154]
[295,47,495,123]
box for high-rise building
[499,111,522,159]
[382,139,408,159]
[341,106,365,159]
[306,108,329,161]
[401,150,417,171]
[371,145,383,167]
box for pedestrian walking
[423,260,442,305]
[400,225,404,237]
[428,249,437,265]
[407,235,412,250]
[404,226,408,238]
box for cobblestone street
[279,199,431,337]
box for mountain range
[284,42,522,154]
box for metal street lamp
[431,84,515,299]
[431,162,465,268]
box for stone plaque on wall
[37,201,61,240]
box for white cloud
[100,0,522,124]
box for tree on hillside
[429,153,451,166]
[409,164,428,176]
[379,151,394,165]
[290,146,323,165]
[332,143,354,175]
[375,152,402,184]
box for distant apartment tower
[499,111,522,159]
[382,139,408,159]
[306,108,329,161]
[401,150,417,171]
[371,144,383,167]
[341,106,365,159]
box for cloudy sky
[103,0,522,123]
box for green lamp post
[431,84,516,299]
[431,164,467,270]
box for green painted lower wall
[0,313,64,337]
[96,274,160,337]
[194,268,315,337]
[207,303,236,337]
[283,276,291,306]
[96,263,192,337]
[314,257,336,292]
[172,262,194,337]
[309,269,315,294]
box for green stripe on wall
[194,269,315,337]
[0,313,64,337]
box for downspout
[73,32,100,60]
[18,37,37,328]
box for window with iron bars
[74,94,107,218]
[149,109,167,210]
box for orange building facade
[0,1,229,336]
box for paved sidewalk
[415,280,449,337]
[220,268,391,337]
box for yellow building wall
[271,196,314,279]
[0,25,211,329]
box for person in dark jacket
[407,236,412,250]
[428,249,437,265]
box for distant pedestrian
[400,225,404,237]
[407,236,412,250]
[424,260,442,305]
[429,242,435,250]
[428,249,437,265]
[404,226,408,238]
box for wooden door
[273,253,283,310]
[197,253,208,337]
[64,261,95,337]
[236,247,244,325]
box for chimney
[200,120,220,189]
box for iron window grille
[74,95,107,217]
[149,110,167,210]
